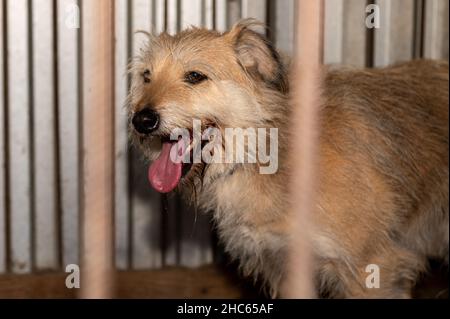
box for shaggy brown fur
[128,20,449,298]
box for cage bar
[7,0,32,274]
[282,0,323,298]
[57,0,81,268]
[80,0,115,299]
[0,0,6,274]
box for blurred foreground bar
[282,0,323,298]
[80,0,115,299]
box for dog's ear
[226,19,288,93]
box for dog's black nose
[132,108,160,135]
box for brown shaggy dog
[128,20,449,298]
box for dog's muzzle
[132,108,160,135]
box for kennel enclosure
[0,0,448,298]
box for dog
[128,20,449,298]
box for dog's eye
[184,71,207,85]
[142,69,151,83]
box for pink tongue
[148,141,183,193]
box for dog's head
[128,19,288,195]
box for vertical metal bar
[114,0,131,271]
[215,0,227,32]
[80,0,115,298]
[164,197,178,266]
[0,0,6,274]
[57,0,80,267]
[167,0,179,35]
[274,0,296,55]
[324,0,368,66]
[374,0,415,66]
[164,104,179,264]
[154,0,166,34]
[227,0,241,27]
[178,0,214,268]
[241,0,267,34]
[7,0,32,274]
[241,0,267,22]
[413,0,424,59]
[204,0,214,29]
[342,0,369,67]
[423,0,449,60]
[282,0,321,298]
[131,0,153,56]
[179,206,213,267]
[323,0,344,64]
[130,0,162,269]
[31,0,59,271]
[180,0,202,29]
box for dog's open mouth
[147,138,184,193]
[147,131,205,193]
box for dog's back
[315,60,448,297]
